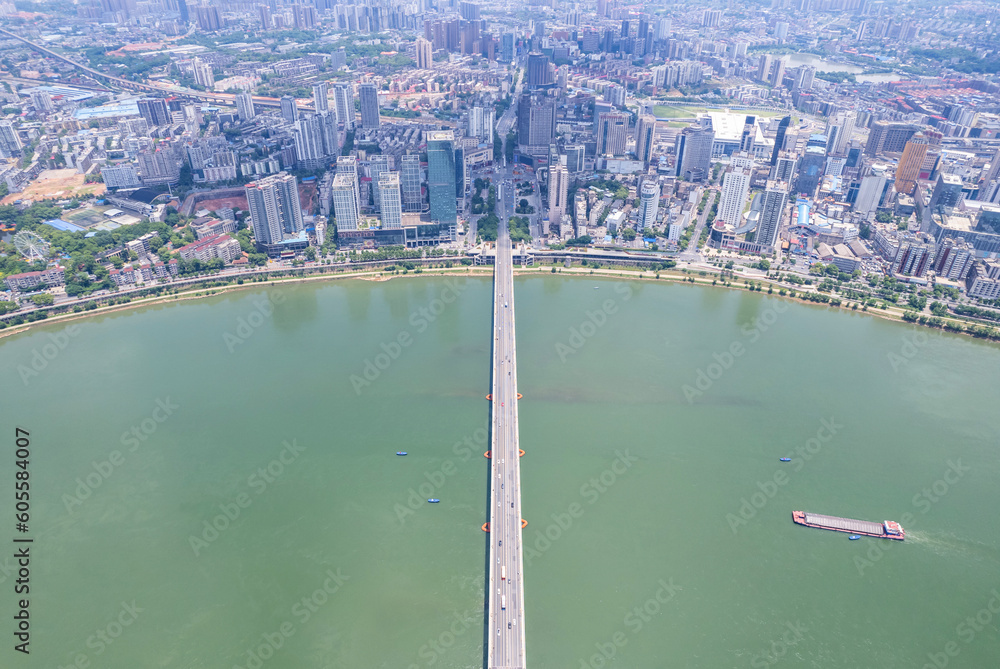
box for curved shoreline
[1,262,996,345]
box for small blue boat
[396,452,407,456]
[779,457,791,462]
[428,498,440,503]
[848,535,861,540]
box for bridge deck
[486,177,526,669]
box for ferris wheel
[12,231,50,261]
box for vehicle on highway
[501,595,506,610]
[501,565,506,580]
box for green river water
[0,274,998,668]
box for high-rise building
[755,181,788,249]
[596,112,628,156]
[331,173,360,231]
[178,0,189,23]
[517,95,555,151]
[245,173,303,245]
[30,91,53,112]
[293,116,326,170]
[866,121,919,156]
[358,83,380,129]
[401,154,422,212]
[369,155,390,212]
[378,172,403,229]
[895,134,929,194]
[757,54,773,84]
[855,171,887,220]
[638,180,660,230]
[795,66,815,91]
[195,4,222,31]
[770,116,791,166]
[795,147,826,198]
[772,152,797,183]
[981,147,1000,186]
[604,83,626,108]
[526,52,550,87]
[312,82,329,114]
[333,84,355,130]
[928,173,964,212]
[826,112,856,156]
[565,145,585,173]
[468,106,495,141]
[292,3,318,29]
[137,98,170,127]
[415,37,433,69]
[0,121,23,157]
[548,161,569,227]
[192,58,214,88]
[718,154,753,227]
[675,122,714,181]
[427,131,457,224]
[280,95,298,123]
[336,155,360,213]
[775,21,789,42]
[235,93,256,122]
[137,150,180,185]
[635,115,656,165]
[770,58,786,87]
[501,33,515,63]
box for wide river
[1,274,998,668]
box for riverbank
[3,259,998,345]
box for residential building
[332,173,360,231]
[358,83,380,129]
[137,98,170,127]
[235,93,255,122]
[280,95,298,123]
[333,84,355,130]
[718,154,753,227]
[378,172,403,229]
[245,173,303,245]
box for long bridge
[485,174,526,668]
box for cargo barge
[792,511,905,541]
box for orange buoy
[519,449,525,457]
[521,519,527,528]
[482,523,490,532]
[484,451,491,458]
[517,393,523,399]
[486,394,492,401]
